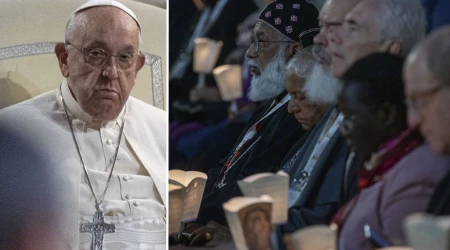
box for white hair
[288,45,340,104]
[286,46,315,77]
[303,63,341,104]
[248,44,288,101]
[376,0,426,57]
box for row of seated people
[170,0,450,249]
[168,0,450,173]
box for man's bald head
[404,25,450,154]
[416,26,450,87]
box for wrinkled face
[313,0,360,71]
[57,7,144,121]
[338,83,386,162]
[246,21,290,101]
[404,53,450,154]
[328,0,385,77]
[286,71,328,131]
[246,21,289,77]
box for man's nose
[102,56,119,80]
[246,43,257,59]
[287,99,300,113]
[314,30,328,48]
[407,109,421,129]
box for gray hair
[286,46,315,77]
[65,13,84,43]
[377,0,426,57]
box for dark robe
[276,107,359,239]
[195,92,305,225]
[427,169,450,215]
[279,130,311,173]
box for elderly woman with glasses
[333,53,450,250]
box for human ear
[285,43,302,61]
[135,54,145,72]
[378,102,397,127]
[380,40,401,55]
[55,43,69,77]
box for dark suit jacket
[276,107,358,238]
[195,94,305,225]
[427,168,450,215]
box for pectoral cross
[80,210,116,250]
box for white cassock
[0,80,166,250]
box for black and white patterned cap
[258,0,319,46]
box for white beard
[247,49,287,102]
[303,63,341,104]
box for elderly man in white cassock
[0,1,166,249]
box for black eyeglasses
[251,36,293,52]
[65,43,142,70]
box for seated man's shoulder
[385,144,450,188]
[127,96,166,122]
[127,97,167,137]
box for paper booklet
[238,170,289,224]
[169,184,185,235]
[168,170,207,223]
[405,213,450,250]
[223,195,273,250]
[284,225,337,250]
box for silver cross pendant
[80,210,116,250]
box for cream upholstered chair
[0,0,166,110]
[134,0,166,9]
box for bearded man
[179,0,320,245]
[0,1,166,249]
[273,0,363,239]
[282,0,427,235]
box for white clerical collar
[59,79,126,126]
